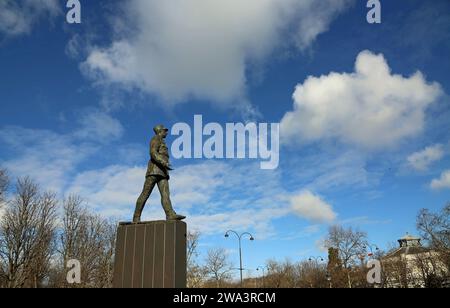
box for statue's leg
[157,178,177,219]
[133,176,157,222]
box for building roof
[384,246,430,259]
[399,233,421,241]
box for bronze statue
[133,125,186,223]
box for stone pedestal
[113,220,187,288]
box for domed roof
[400,233,421,241]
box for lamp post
[308,256,325,264]
[256,266,268,288]
[307,256,325,288]
[363,244,380,259]
[225,230,255,287]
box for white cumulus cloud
[281,50,443,149]
[407,144,445,171]
[290,190,337,223]
[430,170,450,190]
[82,0,354,112]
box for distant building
[382,233,448,288]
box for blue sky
[1,0,450,278]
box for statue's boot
[167,213,186,221]
[164,206,185,221]
[162,198,186,221]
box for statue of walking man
[133,125,186,223]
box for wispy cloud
[338,216,392,226]
[430,170,450,190]
[290,190,337,223]
[280,225,322,241]
[74,110,124,142]
[0,110,123,194]
[64,160,291,237]
[0,0,61,37]
[407,144,445,171]
[0,126,96,193]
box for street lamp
[363,244,380,258]
[308,256,325,263]
[225,230,255,287]
[256,266,268,288]
[307,257,325,288]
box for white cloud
[68,165,144,211]
[66,161,230,219]
[188,206,289,239]
[315,238,329,253]
[290,190,337,223]
[338,216,392,226]
[2,124,350,238]
[281,50,443,149]
[0,111,124,193]
[170,163,228,209]
[63,160,292,236]
[0,121,295,235]
[293,0,353,50]
[301,150,374,192]
[280,225,321,241]
[0,0,60,36]
[430,170,450,190]
[82,0,353,111]
[0,126,96,193]
[74,110,124,142]
[407,144,444,171]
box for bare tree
[204,248,233,288]
[26,192,58,288]
[264,260,283,288]
[264,259,298,288]
[417,204,450,249]
[296,260,328,288]
[276,260,297,288]
[187,231,200,265]
[382,255,411,288]
[417,204,450,271]
[0,178,58,288]
[186,231,207,288]
[0,172,129,289]
[91,217,116,288]
[325,225,368,269]
[55,195,116,288]
[259,259,328,288]
[412,252,447,288]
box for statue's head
[153,124,169,137]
